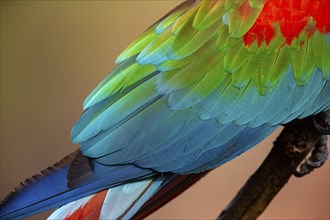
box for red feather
[244,0,330,46]
[64,190,107,220]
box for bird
[1,0,329,219]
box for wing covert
[71,0,330,173]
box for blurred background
[1,1,329,219]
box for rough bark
[218,114,329,220]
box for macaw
[1,0,329,219]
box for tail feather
[0,151,78,219]
[48,175,174,220]
[48,190,108,220]
[100,175,171,219]
[48,172,208,220]
[0,150,154,220]
[1,150,208,220]
[135,171,209,219]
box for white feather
[47,195,94,219]
[100,177,165,219]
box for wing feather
[228,0,265,37]
[193,0,226,30]
[71,0,330,174]
[291,39,315,85]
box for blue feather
[0,152,155,220]
[173,124,276,173]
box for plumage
[1,0,329,219]
[48,191,107,220]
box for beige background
[1,1,329,219]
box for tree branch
[218,114,328,220]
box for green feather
[116,27,158,64]
[291,40,315,86]
[193,0,226,30]
[170,20,219,60]
[156,48,217,95]
[156,35,216,72]
[73,77,160,143]
[232,53,262,88]
[263,47,290,90]
[225,0,245,12]
[84,59,157,109]
[224,41,249,73]
[311,32,330,79]
[217,25,241,51]
[168,51,226,110]
[248,0,267,8]
[172,3,199,35]
[155,1,192,34]
[137,27,174,65]
[228,0,264,38]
